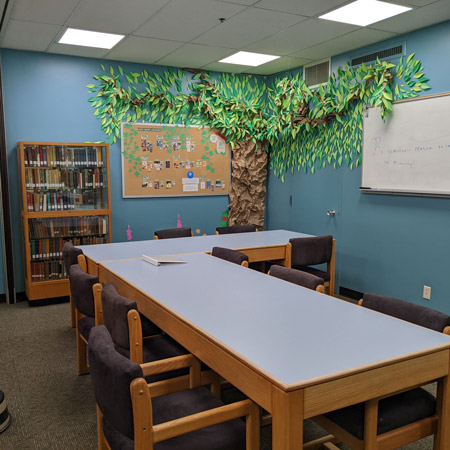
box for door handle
[327,210,336,216]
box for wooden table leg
[434,363,450,449]
[272,385,304,450]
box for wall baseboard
[339,286,363,300]
[0,292,69,306]
[27,296,69,307]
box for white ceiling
[0,0,448,75]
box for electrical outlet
[423,285,431,300]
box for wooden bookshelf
[17,142,112,301]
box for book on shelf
[23,145,104,168]
[142,254,186,266]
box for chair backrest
[154,227,192,239]
[362,293,450,333]
[102,282,138,350]
[88,325,143,441]
[216,224,257,235]
[289,235,333,267]
[62,241,83,274]
[269,265,324,292]
[69,264,98,317]
[211,247,249,266]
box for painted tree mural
[87,53,429,226]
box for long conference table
[78,229,313,276]
[86,234,450,450]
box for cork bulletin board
[121,123,231,198]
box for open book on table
[142,254,186,266]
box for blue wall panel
[266,20,450,312]
[1,50,228,294]
[2,20,450,306]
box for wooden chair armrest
[141,354,199,377]
[148,370,220,398]
[152,398,259,443]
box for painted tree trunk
[228,139,268,228]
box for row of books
[23,145,104,168]
[30,260,66,282]
[26,189,105,211]
[29,216,108,239]
[30,236,107,261]
[25,167,105,190]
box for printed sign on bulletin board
[121,123,231,198]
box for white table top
[101,252,450,389]
[79,229,312,262]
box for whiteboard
[361,93,450,197]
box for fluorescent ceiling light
[319,0,411,26]
[219,51,279,67]
[59,28,124,49]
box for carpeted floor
[0,300,434,449]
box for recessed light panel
[319,0,411,26]
[59,28,124,49]
[219,51,279,67]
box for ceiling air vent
[351,45,404,66]
[304,60,330,88]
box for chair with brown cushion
[63,241,84,328]
[287,235,335,296]
[88,325,260,450]
[153,227,192,239]
[313,293,450,450]
[69,264,102,375]
[216,224,257,235]
[268,265,325,293]
[211,247,249,267]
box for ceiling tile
[245,18,358,56]
[10,0,80,25]
[2,20,61,51]
[395,0,439,6]
[369,1,450,34]
[254,0,350,18]
[245,56,313,75]
[68,0,171,35]
[106,36,184,64]
[193,7,307,48]
[217,0,260,5]
[291,28,397,61]
[156,43,235,68]
[134,0,247,42]
[47,42,110,58]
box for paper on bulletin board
[121,123,231,198]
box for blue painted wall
[0,49,228,294]
[1,20,450,311]
[267,20,450,313]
